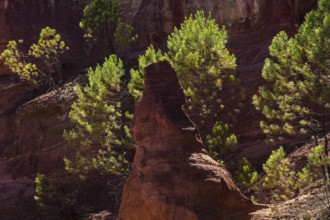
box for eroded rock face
[124,0,316,45]
[0,83,77,220]
[0,2,86,218]
[118,61,261,220]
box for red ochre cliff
[0,0,316,219]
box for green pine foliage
[80,0,124,53]
[36,54,133,215]
[308,146,330,175]
[128,11,238,161]
[129,11,237,118]
[235,157,259,189]
[258,145,330,203]
[80,0,137,57]
[206,121,237,162]
[255,145,330,203]
[128,45,165,101]
[166,11,238,159]
[64,54,133,176]
[298,145,330,184]
[35,173,50,209]
[1,40,39,81]
[252,0,330,145]
[80,0,120,38]
[262,147,298,201]
[252,31,309,139]
[253,0,330,187]
[34,173,78,218]
[113,21,138,59]
[0,26,68,85]
[167,11,236,121]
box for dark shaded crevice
[168,0,185,28]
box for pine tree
[262,147,298,201]
[253,0,330,181]
[128,45,165,101]
[80,0,136,56]
[128,11,238,161]
[167,11,239,161]
[167,11,236,123]
[261,145,330,202]
[113,21,138,59]
[35,56,133,217]
[0,26,68,86]
[34,173,78,218]
[64,54,133,176]
[235,157,259,189]
[206,121,237,162]
[298,145,330,185]
[80,0,120,51]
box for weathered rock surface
[125,0,316,45]
[0,2,87,217]
[0,82,78,220]
[118,61,262,220]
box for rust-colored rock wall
[118,61,262,220]
[128,0,316,45]
[0,84,77,219]
[0,2,87,217]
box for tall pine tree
[253,0,330,182]
[64,54,133,175]
[128,11,239,161]
[167,11,237,123]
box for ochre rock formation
[118,61,261,220]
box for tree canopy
[1,26,68,86]
[253,0,330,144]
[167,11,236,121]
[253,0,330,188]
[64,54,132,175]
[80,0,120,51]
[128,11,238,161]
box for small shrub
[34,171,125,219]
[206,121,237,162]
[34,173,79,219]
[235,157,259,189]
[262,147,298,201]
[298,145,330,185]
[1,26,68,86]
